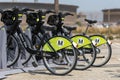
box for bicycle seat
[85,19,97,24]
[63,26,76,31]
[42,25,56,31]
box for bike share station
[0,26,45,79]
[0,5,112,79]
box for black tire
[7,35,20,67]
[20,34,32,65]
[92,42,112,67]
[75,44,96,70]
[43,41,77,75]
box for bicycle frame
[14,25,62,58]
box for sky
[0,0,120,21]
[0,0,120,12]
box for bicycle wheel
[75,44,96,70]
[90,35,112,67]
[20,34,32,65]
[42,36,77,75]
[92,42,112,67]
[7,35,20,67]
[71,35,96,70]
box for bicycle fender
[71,35,92,48]
[90,35,107,47]
[43,36,72,52]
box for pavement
[1,39,120,80]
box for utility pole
[34,0,38,3]
[54,0,59,14]
[108,9,111,23]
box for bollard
[0,27,7,69]
[0,26,23,69]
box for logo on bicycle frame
[78,38,84,44]
[57,40,64,46]
[95,38,100,43]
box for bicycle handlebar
[63,13,74,17]
[37,10,55,15]
[12,7,34,14]
[58,12,73,18]
[22,8,34,12]
[45,10,55,14]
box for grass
[76,26,120,34]
[74,26,120,40]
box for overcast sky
[0,0,120,12]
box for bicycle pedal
[32,62,38,67]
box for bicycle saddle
[85,19,97,24]
[42,25,56,31]
[63,26,76,31]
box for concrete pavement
[2,41,120,80]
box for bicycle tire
[75,44,96,70]
[92,42,112,67]
[42,36,77,75]
[7,35,20,67]
[70,35,96,70]
[20,34,33,65]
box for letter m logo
[57,40,64,46]
[78,38,84,44]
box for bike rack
[0,26,30,69]
[0,27,23,69]
[0,26,36,69]
[0,26,45,79]
[0,27,7,69]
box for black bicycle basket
[26,13,39,26]
[47,15,59,26]
[1,11,16,26]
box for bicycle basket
[47,15,59,26]
[1,11,16,26]
[26,13,39,26]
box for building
[77,12,86,26]
[0,2,78,26]
[102,9,120,24]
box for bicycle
[83,19,112,67]
[25,10,55,63]
[46,12,97,70]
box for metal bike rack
[0,27,7,69]
[0,27,22,69]
[0,26,36,69]
[0,26,45,79]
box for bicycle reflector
[107,39,112,45]
[42,16,45,19]
[72,41,78,48]
[92,40,97,46]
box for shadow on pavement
[28,70,73,76]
